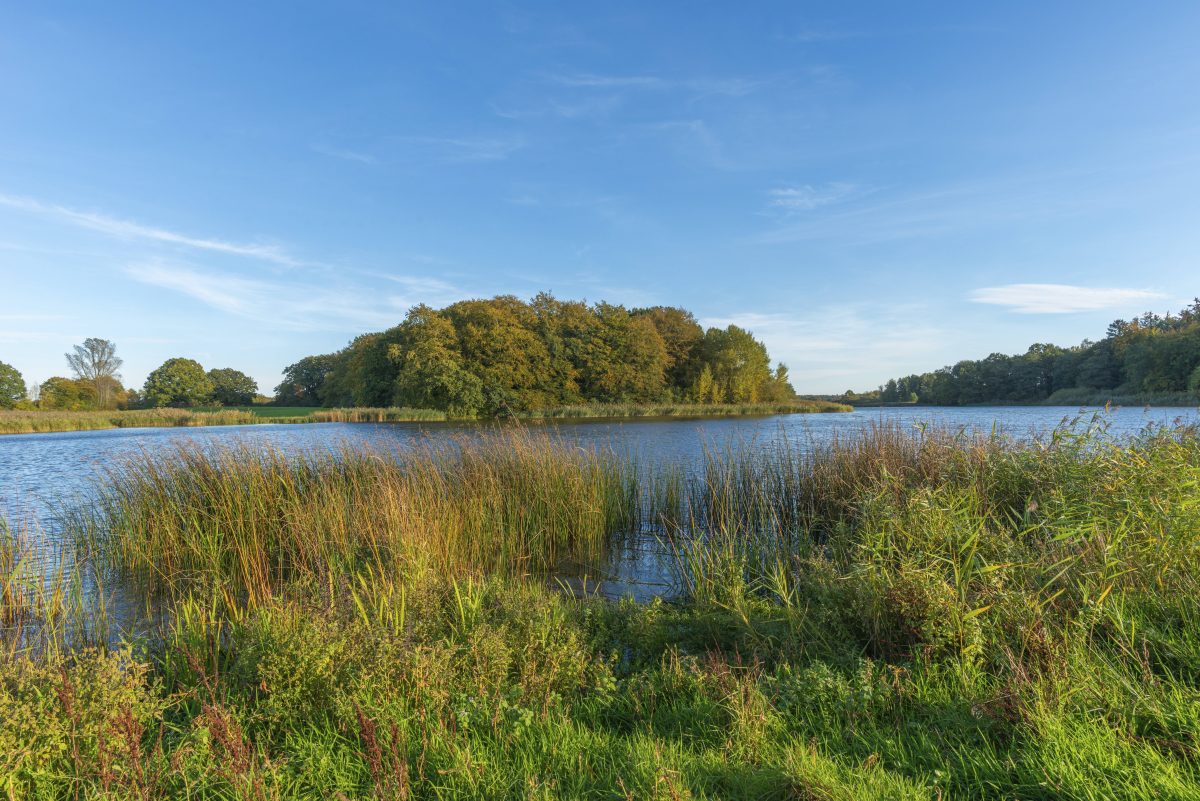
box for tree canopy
[868,300,1200,405]
[279,295,795,415]
[208,368,258,406]
[0,361,25,409]
[39,377,97,410]
[143,358,214,407]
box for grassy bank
[517,400,851,418]
[4,422,1200,798]
[1,401,845,435]
[1043,388,1199,407]
[0,407,274,435]
[0,406,451,435]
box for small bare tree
[66,337,124,409]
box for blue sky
[2,2,1198,395]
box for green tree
[65,338,124,409]
[1188,364,1200,399]
[580,303,669,402]
[700,325,773,403]
[0,361,26,408]
[530,293,591,404]
[144,358,213,407]
[207,368,258,406]
[633,306,704,396]
[759,363,795,402]
[692,364,723,403]
[390,305,484,415]
[443,297,554,414]
[275,295,797,414]
[275,355,336,405]
[39,377,97,410]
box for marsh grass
[4,420,1200,798]
[73,430,640,601]
[0,407,275,435]
[308,406,448,422]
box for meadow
[2,420,1200,799]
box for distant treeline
[865,301,1200,405]
[275,294,795,416]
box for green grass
[4,421,1200,798]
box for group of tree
[31,338,130,411]
[0,338,261,411]
[276,294,795,415]
[866,300,1200,405]
[142,359,258,407]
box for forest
[867,300,1200,405]
[275,294,796,415]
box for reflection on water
[2,405,1197,614]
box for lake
[3,405,1197,601]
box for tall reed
[70,430,640,602]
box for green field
[5,421,1200,798]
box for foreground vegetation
[4,420,1200,798]
[863,300,1200,406]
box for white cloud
[124,262,476,332]
[701,306,944,391]
[126,263,389,331]
[968,284,1166,314]
[767,183,860,212]
[0,191,304,266]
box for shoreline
[0,401,852,436]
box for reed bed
[308,406,448,422]
[72,430,640,600]
[0,407,280,434]
[4,420,1200,798]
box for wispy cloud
[545,72,762,98]
[311,135,524,166]
[786,23,1002,44]
[969,284,1166,314]
[0,191,304,266]
[548,73,664,89]
[310,143,379,165]
[395,135,525,163]
[767,182,862,213]
[124,262,473,332]
[701,306,944,390]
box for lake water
[3,405,1197,602]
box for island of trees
[274,294,796,416]
[856,300,1200,406]
[1,296,801,419]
